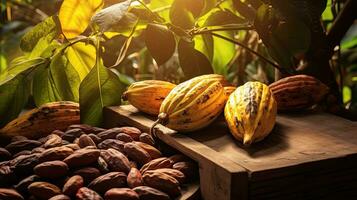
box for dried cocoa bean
[78,134,96,148]
[148,168,185,184]
[5,140,41,154]
[139,133,155,146]
[62,175,84,197]
[118,127,141,140]
[0,165,15,187]
[73,167,101,184]
[129,161,138,169]
[31,147,45,154]
[48,194,71,200]
[0,147,11,161]
[39,146,74,163]
[116,133,134,143]
[97,128,122,140]
[133,186,170,200]
[67,124,105,134]
[61,140,70,145]
[73,138,80,145]
[50,130,65,137]
[63,143,80,151]
[134,142,161,159]
[97,157,109,173]
[88,134,102,144]
[127,168,143,188]
[10,153,40,176]
[62,128,84,142]
[124,143,151,166]
[100,148,130,173]
[0,188,24,200]
[14,175,41,194]
[104,188,139,200]
[43,134,62,149]
[140,157,173,174]
[88,172,127,194]
[98,139,124,152]
[13,150,31,158]
[38,136,49,144]
[34,161,68,179]
[11,136,28,142]
[173,161,198,179]
[63,149,100,168]
[28,182,61,200]
[76,187,103,200]
[142,171,180,197]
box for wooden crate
[104,105,357,200]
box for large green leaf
[91,0,131,32]
[0,54,7,73]
[66,42,96,80]
[178,39,213,79]
[20,16,60,52]
[197,10,240,75]
[32,54,82,106]
[79,60,125,126]
[169,0,195,29]
[0,57,46,85]
[51,54,81,102]
[0,74,30,127]
[145,24,176,65]
[59,0,104,38]
[255,4,310,71]
[32,64,61,106]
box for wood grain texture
[104,105,357,200]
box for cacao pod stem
[149,113,168,138]
[122,92,128,101]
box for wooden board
[104,105,357,200]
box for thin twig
[193,25,254,35]
[209,32,285,73]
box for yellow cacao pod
[190,74,232,87]
[157,75,226,132]
[122,80,176,115]
[224,86,237,98]
[224,82,277,145]
[0,101,80,139]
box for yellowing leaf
[59,0,104,38]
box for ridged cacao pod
[269,75,329,111]
[155,74,226,132]
[122,80,176,115]
[224,82,277,145]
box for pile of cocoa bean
[0,124,198,200]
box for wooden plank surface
[104,105,357,199]
[104,106,248,200]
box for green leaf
[341,36,357,50]
[0,57,46,85]
[59,0,104,38]
[148,0,174,21]
[32,64,62,106]
[255,4,310,71]
[79,61,125,126]
[0,74,30,127]
[111,68,135,86]
[169,0,195,29]
[51,54,81,102]
[65,42,96,80]
[178,39,213,79]
[32,53,82,106]
[29,37,61,59]
[198,10,239,75]
[144,24,176,65]
[0,54,7,73]
[194,34,213,61]
[20,16,60,52]
[91,0,131,32]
